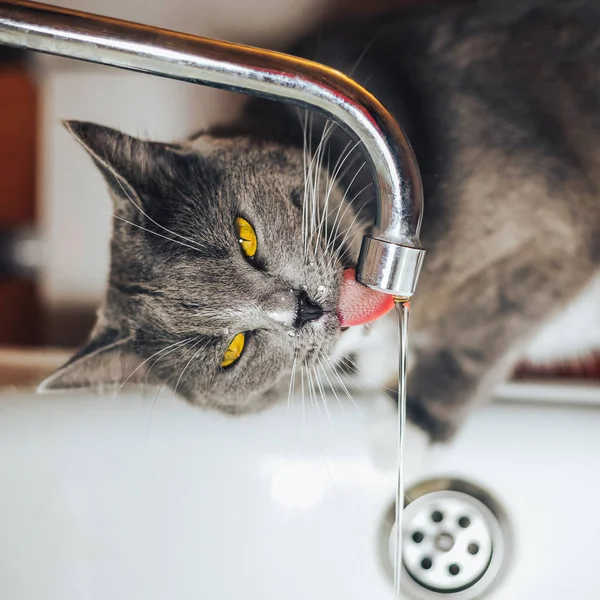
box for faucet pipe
[0,0,425,297]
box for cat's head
[40,121,368,411]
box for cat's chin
[187,388,281,415]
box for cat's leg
[408,247,596,442]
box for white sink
[0,386,598,599]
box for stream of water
[394,299,409,599]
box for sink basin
[0,385,598,599]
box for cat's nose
[294,291,324,328]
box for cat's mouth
[336,268,395,327]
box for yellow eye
[236,217,257,259]
[221,332,245,368]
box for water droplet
[317,285,326,294]
[309,262,315,267]
[223,328,229,335]
[287,331,296,337]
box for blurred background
[0,0,598,385]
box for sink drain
[381,478,511,599]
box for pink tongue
[336,268,396,327]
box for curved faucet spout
[0,0,425,297]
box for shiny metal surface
[357,236,425,296]
[400,492,495,594]
[383,478,511,600]
[0,0,425,297]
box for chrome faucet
[0,0,425,298]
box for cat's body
[42,0,600,441]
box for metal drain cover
[384,479,511,599]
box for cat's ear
[38,325,148,393]
[63,120,154,203]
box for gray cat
[40,0,600,442]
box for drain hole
[431,510,444,523]
[458,516,471,528]
[412,531,424,544]
[384,479,512,598]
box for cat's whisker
[303,119,310,256]
[143,337,203,444]
[303,112,317,252]
[315,135,352,219]
[115,336,195,396]
[143,336,200,385]
[308,121,335,251]
[315,134,365,257]
[173,337,208,397]
[324,181,372,260]
[340,374,396,397]
[333,226,364,262]
[312,135,352,249]
[331,159,368,217]
[303,118,336,255]
[325,184,371,259]
[318,143,333,252]
[324,139,360,202]
[315,139,359,252]
[335,225,367,262]
[310,364,343,503]
[329,198,373,265]
[335,353,398,394]
[317,355,347,416]
[113,177,205,251]
[324,161,367,252]
[113,215,203,254]
[324,197,372,270]
[348,34,381,78]
[306,363,316,409]
[336,149,366,184]
[300,366,306,429]
[324,150,366,247]
[287,353,298,415]
[303,149,321,258]
[299,109,311,256]
[312,364,333,426]
[324,357,371,424]
[299,113,355,261]
[307,112,318,254]
[144,381,166,446]
[327,227,367,272]
[311,142,323,244]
